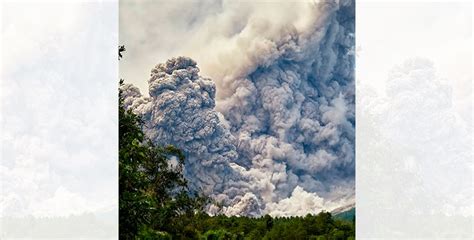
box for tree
[264,214,273,230]
[119,78,206,239]
[119,87,153,239]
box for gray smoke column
[121,0,355,216]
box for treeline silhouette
[160,212,355,239]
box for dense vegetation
[119,47,355,239]
[119,81,207,239]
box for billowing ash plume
[121,0,355,216]
[121,57,261,215]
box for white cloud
[265,186,325,217]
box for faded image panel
[357,1,472,239]
[0,1,118,239]
[119,0,355,238]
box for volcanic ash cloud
[121,57,260,216]
[121,0,355,216]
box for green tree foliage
[179,212,354,240]
[119,82,207,239]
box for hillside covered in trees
[119,81,355,239]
